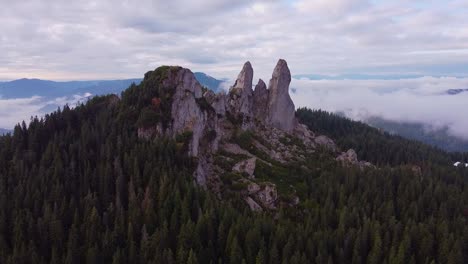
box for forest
[0,77,467,263]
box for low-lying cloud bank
[0,94,90,128]
[290,77,468,140]
[1,76,467,144]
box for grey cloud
[0,0,467,81]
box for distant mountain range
[193,72,224,92]
[0,78,142,99]
[0,72,224,100]
[0,128,11,135]
[445,88,468,95]
[0,73,226,132]
[294,74,424,80]
[365,116,468,152]
[293,74,467,80]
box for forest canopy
[0,75,466,263]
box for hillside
[0,61,467,263]
[297,109,468,165]
[365,116,468,152]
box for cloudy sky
[1,0,468,80]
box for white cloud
[290,77,468,140]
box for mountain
[0,73,224,100]
[0,78,142,99]
[0,61,466,263]
[194,72,225,92]
[0,128,11,135]
[365,116,468,152]
[446,88,468,95]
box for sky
[1,0,468,80]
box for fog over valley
[2,74,468,152]
[290,76,468,141]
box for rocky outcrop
[256,183,278,209]
[336,149,373,168]
[267,59,296,132]
[336,149,358,164]
[232,157,256,178]
[244,181,278,210]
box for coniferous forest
[0,83,467,263]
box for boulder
[256,183,278,209]
[336,149,358,164]
[267,59,296,132]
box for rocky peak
[267,59,296,132]
[228,61,254,118]
[253,79,269,121]
[232,61,254,92]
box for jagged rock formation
[137,60,372,211]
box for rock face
[204,90,226,116]
[267,59,296,132]
[164,68,206,157]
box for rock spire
[266,59,296,132]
